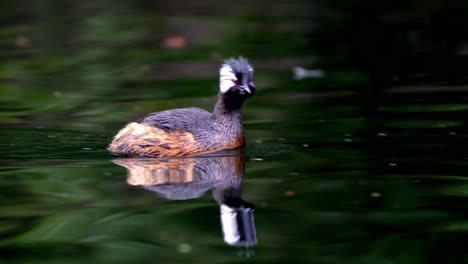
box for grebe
[108,57,255,157]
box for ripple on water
[0,127,110,162]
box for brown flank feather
[108,122,245,157]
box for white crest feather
[219,64,236,93]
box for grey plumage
[137,97,244,151]
[223,57,253,75]
[138,107,211,132]
[108,57,254,156]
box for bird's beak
[240,74,252,94]
[242,85,251,94]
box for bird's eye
[232,79,239,85]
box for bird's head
[219,57,255,99]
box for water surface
[2,1,468,263]
[3,85,468,263]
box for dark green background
[2,0,468,263]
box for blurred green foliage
[2,0,468,263]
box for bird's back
[138,107,211,132]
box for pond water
[3,81,468,263]
[2,1,468,263]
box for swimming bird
[108,57,255,157]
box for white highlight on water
[220,204,240,245]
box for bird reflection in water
[113,151,257,247]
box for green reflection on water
[2,0,468,263]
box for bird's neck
[214,92,245,112]
[210,93,244,131]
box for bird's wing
[138,107,211,131]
